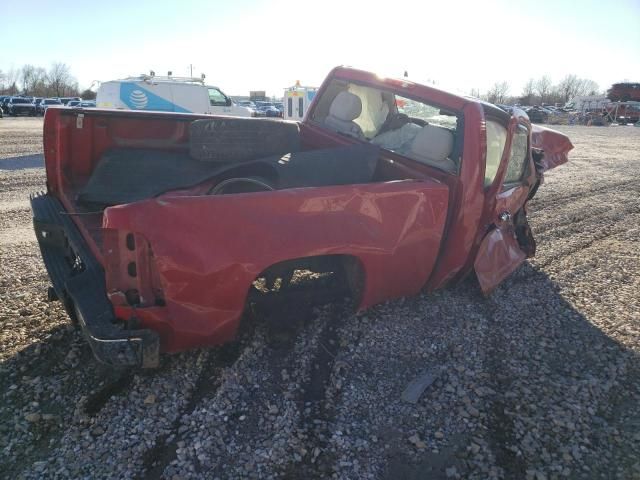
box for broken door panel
[474,226,526,295]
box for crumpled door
[474,119,530,294]
[474,225,526,294]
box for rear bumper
[30,193,159,368]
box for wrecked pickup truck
[31,67,573,368]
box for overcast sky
[1,0,639,97]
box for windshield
[310,79,460,173]
[44,99,62,105]
[12,98,31,104]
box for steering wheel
[207,176,275,195]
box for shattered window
[485,120,507,187]
[504,126,529,184]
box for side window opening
[485,119,507,187]
[504,125,529,185]
[298,97,304,118]
[208,87,228,107]
[287,97,292,117]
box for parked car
[31,66,572,368]
[78,100,97,108]
[38,98,63,115]
[263,105,282,117]
[7,97,37,116]
[32,98,43,111]
[67,100,82,107]
[0,96,12,113]
[254,101,282,117]
[525,106,549,123]
[59,97,82,105]
[607,82,640,102]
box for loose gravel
[1,118,639,479]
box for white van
[96,75,254,117]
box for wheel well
[248,254,365,308]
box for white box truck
[96,75,254,117]
[283,83,317,121]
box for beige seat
[324,91,365,139]
[408,125,456,172]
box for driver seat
[324,91,365,139]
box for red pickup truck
[32,67,572,368]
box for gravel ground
[1,117,639,479]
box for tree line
[0,63,94,99]
[471,75,601,106]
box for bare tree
[20,65,36,93]
[555,75,600,103]
[32,67,48,96]
[521,78,535,102]
[557,74,580,103]
[486,81,510,104]
[522,78,535,97]
[20,65,49,95]
[578,79,599,96]
[48,62,74,97]
[80,88,97,100]
[1,68,20,95]
[535,76,552,103]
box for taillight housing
[103,229,165,307]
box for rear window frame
[308,77,464,174]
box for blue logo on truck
[119,82,190,113]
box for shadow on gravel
[0,321,110,478]
[0,154,44,170]
[1,261,638,479]
[475,262,639,480]
[375,262,639,480]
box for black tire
[190,117,300,163]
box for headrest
[329,91,362,121]
[410,125,454,164]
